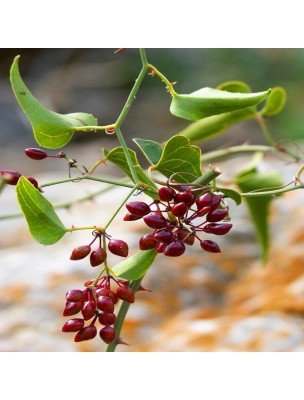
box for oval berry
[143,213,167,229]
[158,186,175,202]
[74,326,97,342]
[70,245,91,260]
[99,326,116,344]
[154,229,173,243]
[210,195,222,210]
[164,241,185,257]
[96,288,119,304]
[139,233,158,250]
[126,201,151,216]
[108,239,129,257]
[66,289,84,302]
[25,148,48,160]
[123,213,143,221]
[157,242,167,253]
[63,301,83,316]
[62,318,84,333]
[81,301,96,321]
[0,170,21,185]
[202,223,232,235]
[171,202,188,217]
[206,209,228,222]
[90,247,107,267]
[174,189,195,206]
[200,239,221,253]
[195,193,212,209]
[116,286,135,303]
[98,312,117,326]
[97,296,115,313]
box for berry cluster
[62,275,135,344]
[70,230,129,267]
[124,186,232,256]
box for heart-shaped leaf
[133,138,163,165]
[170,87,271,121]
[152,135,202,183]
[10,56,98,149]
[16,177,68,245]
[112,248,157,280]
[260,86,287,117]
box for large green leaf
[236,169,283,263]
[170,87,271,121]
[178,108,255,143]
[112,248,157,280]
[152,135,202,183]
[10,56,98,149]
[105,146,158,198]
[260,86,287,117]
[133,138,163,165]
[16,177,68,245]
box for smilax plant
[0,49,303,351]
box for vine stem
[147,63,177,96]
[40,175,134,189]
[201,145,274,162]
[106,277,143,352]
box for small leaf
[217,80,252,93]
[236,169,283,263]
[133,138,163,165]
[10,56,98,149]
[105,146,158,198]
[170,87,271,121]
[112,248,157,280]
[16,177,68,245]
[153,135,202,183]
[179,108,255,143]
[260,86,287,117]
[215,187,242,206]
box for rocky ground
[0,154,303,352]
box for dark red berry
[171,202,188,217]
[62,318,84,332]
[210,195,222,210]
[25,148,48,160]
[98,312,116,326]
[123,213,143,221]
[158,186,175,202]
[108,239,129,257]
[63,301,83,316]
[96,289,119,304]
[157,242,167,253]
[174,189,195,206]
[126,201,151,216]
[200,240,221,253]
[196,206,211,217]
[143,213,167,229]
[164,241,186,257]
[195,193,212,209]
[206,209,228,222]
[70,245,91,260]
[177,229,195,245]
[66,289,84,302]
[81,301,96,320]
[90,247,107,267]
[27,176,39,189]
[74,326,97,342]
[139,233,158,250]
[0,170,21,185]
[99,326,116,344]
[97,296,115,313]
[203,223,232,235]
[154,229,173,243]
[116,286,135,303]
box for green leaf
[170,87,271,121]
[133,138,163,165]
[16,177,67,245]
[260,86,287,117]
[153,135,202,183]
[112,248,157,280]
[10,56,98,149]
[105,146,158,198]
[236,169,283,263]
[217,80,252,93]
[178,108,255,143]
[215,187,242,206]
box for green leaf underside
[16,177,67,245]
[170,87,270,121]
[105,146,158,198]
[113,248,157,280]
[215,187,242,206]
[217,81,252,93]
[179,108,256,143]
[10,56,97,149]
[153,135,202,183]
[133,138,163,165]
[236,169,283,263]
[260,87,287,117]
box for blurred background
[0,49,303,351]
